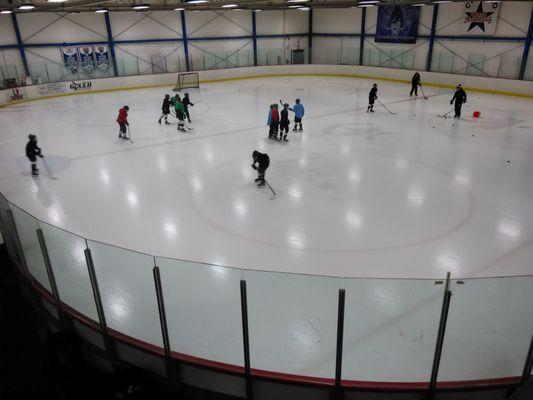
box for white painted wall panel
[364,5,378,34]
[256,10,308,36]
[418,4,433,36]
[495,1,533,37]
[186,10,252,38]
[0,15,17,45]
[257,37,308,66]
[313,37,359,65]
[435,2,467,36]
[313,8,362,34]
[19,12,107,44]
[189,39,253,69]
[115,43,186,75]
[111,11,182,41]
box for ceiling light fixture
[298,7,310,11]
[46,0,68,3]
[174,7,185,10]
[358,4,375,7]
[186,0,210,4]
[221,4,238,8]
[0,9,13,13]
[286,0,309,3]
[132,4,150,10]
[95,8,108,13]
[412,3,426,6]
[18,3,36,10]
[358,0,380,3]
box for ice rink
[1,76,533,279]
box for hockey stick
[41,156,58,180]
[127,126,134,143]
[438,107,455,119]
[265,179,277,200]
[420,85,428,100]
[377,99,397,115]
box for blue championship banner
[62,46,79,74]
[375,5,420,44]
[94,45,110,72]
[78,46,95,73]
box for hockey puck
[507,160,511,163]
[433,126,435,128]
[472,134,475,137]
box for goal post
[173,72,199,91]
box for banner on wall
[463,1,500,34]
[94,45,110,72]
[62,46,80,74]
[78,46,95,73]
[375,5,420,44]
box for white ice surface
[1,76,533,279]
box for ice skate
[257,180,266,187]
[165,121,170,125]
[158,118,162,124]
[283,135,289,142]
[254,177,261,182]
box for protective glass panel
[245,270,341,379]
[10,204,51,292]
[29,62,50,84]
[119,57,139,76]
[39,222,98,321]
[340,48,357,65]
[497,55,520,80]
[326,48,340,64]
[0,64,19,81]
[438,276,533,381]
[44,63,66,84]
[204,53,217,70]
[267,49,283,65]
[342,278,442,382]
[466,54,485,76]
[431,52,455,74]
[0,194,19,265]
[87,240,163,348]
[157,257,244,366]
[238,49,252,67]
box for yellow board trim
[1,72,531,109]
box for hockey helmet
[28,134,37,141]
[165,94,170,98]
[295,98,301,103]
[124,105,129,110]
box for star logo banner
[463,0,500,35]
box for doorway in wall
[291,49,305,64]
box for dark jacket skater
[182,93,194,122]
[26,134,43,176]
[158,94,171,124]
[367,84,378,113]
[251,150,270,187]
[450,85,467,118]
[279,104,290,141]
[410,72,421,96]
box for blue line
[181,11,190,72]
[518,7,533,80]
[252,11,258,66]
[104,12,119,77]
[10,13,30,77]
[426,4,439,72]
[308,8,313,64]
[360,7,366,66]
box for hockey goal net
[173,72,199,91]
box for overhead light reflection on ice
[110,296,129,321]
[345,210,362,229]
[348,170,361,184]
[288,232,306,249]
[163,221,178,239]
[407,184,425,206]
[289,186,302,200]
[497,219,522,240]
[127,191,138,206]
[436,251,460,274]
[100,170,110,185]
[191,176,203,193]
[234,199,248,217]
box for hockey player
[251,150,270,187]
[268,104,279,140]
[116,105,129,139]
[267,104,274,139]
[279,103,290,142]
[158,94,171,125]
[182,92,194,123]
[410,72,421,96]
[174,98,186,132]
[367,84,378,113]
[290,98,304,131]
[450,84,467,119]
[26,134,43,176]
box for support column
[181,10,191,71]
[252,11,258,66]
[308,8,313,64]
[10,13,30,78]
[426,4,439,72]
[359,7,366,66]
[518,6,533,80]
[104,12,119,77]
